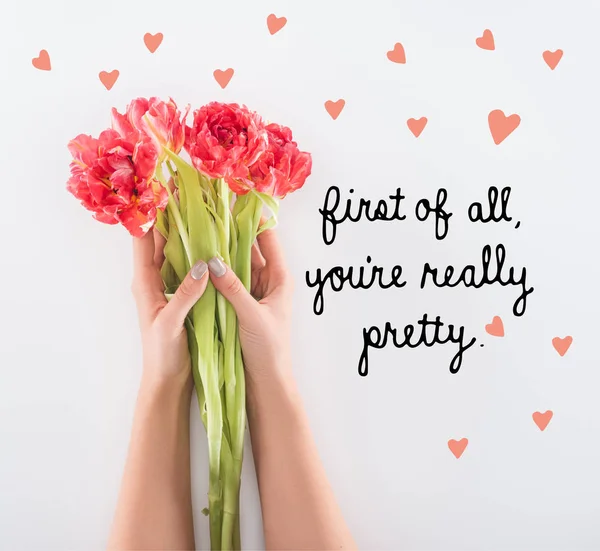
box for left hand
[131,229,209,392]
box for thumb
[207,256,258,324]
[160,260,210,329]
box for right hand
[207,227,294,384]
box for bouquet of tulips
[66,98,311,550]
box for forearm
[247,365,356,551]
[108,376,195,551]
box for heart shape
[448,438,468,459]
[214,68,234,89]
[485,316,504,337]
[543,49,563,70]
[325,99,345,120]
[32,49,51,71]
[476,29,495,50]
[532,410,553,431]
[387,42,406,64]
[552,336,572,357]
[407,117,428,138]
[488,109,521,145]
[144,32,163,53]
[99,70,119,90]
[267,14,287,35]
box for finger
[250,242,266,298]
[133,230,156,274]
[132,232,168,320]
[256,227,289,284]
[256,227,285,268]
[159,260,209,329]
[207,256,259,325]
[153,227,166,269]
[251,242,266,271]
[250,218,268,298]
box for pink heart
[99,70,119,90]
[214,68,234,89]
[448,438,468,459]
[407,117,428,137]
[325,99,345,120]
[532,411,553,431]
[144,32,163,53]
[552,336,572,357]
[485,316,504,337]
[32,50,51,71]
[543,49,563,70]
[476,30,495,51]
[267,14,287,35]
[387,42,406,64]
[488,110,521,145]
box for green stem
[218,179,241,550]
[163,151,226,549]
[224,193,263,550]
[166,190,193,266]
[156,164,193,266]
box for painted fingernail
[208,256,227,277]
[191,260,208,280]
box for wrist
[139,371,193,405]
[245,346,294,384]
[246,365,302,418]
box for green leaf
[177,176,188,231]
[185,318,207,430]
[168,149,224,548]
[163,205,188,281]
[155,209,168,239]
[160,262,178,292]
[252,191,280,235]
[165,150,199,191]
[167,150,218,261]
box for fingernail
[208,256,227,277]
[191,260,208,280]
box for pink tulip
[247,123,312,198]
[112,97,187,155]
[185,102,268,189]
[67,129,166,236]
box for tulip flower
[112,97,188,160]
[67,130,165,237]
[247,123,312,198]
[185,102,268,188]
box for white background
[1,0,600,549]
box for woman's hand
[132,229,210,393]
[206,227,294,385]
[108,230,209,551]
